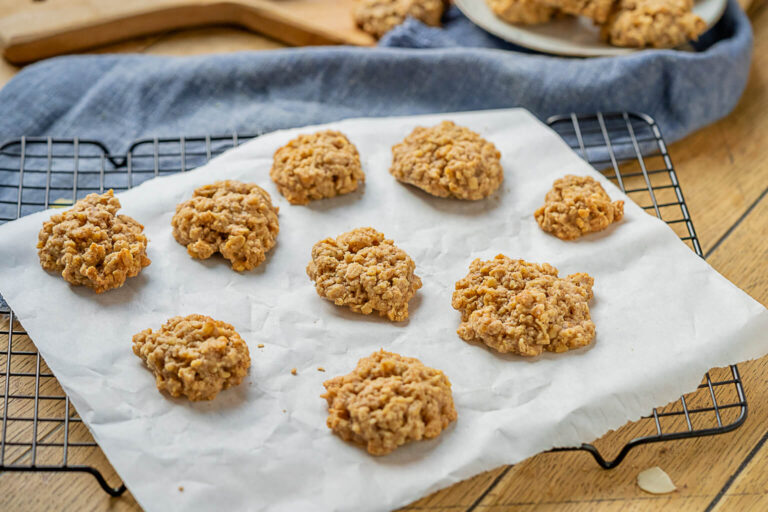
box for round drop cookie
[270,130,365,205]
[534,175,624,240]
[390,121,503,200]
[322,350,457,455]
[132,314,251,401]
[37,190,151,293]
[452,255,595,356]
[172,180,279,271]
[486,0,560,24]
[306,227,422,322]
[354,0,445,39]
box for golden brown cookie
[171,180,279,271]
[486,0,560,24]
[534,175,624,240]
[132,314,251,401]
[354,0,445,39]
[537,0,614,22]
[37,190,151,293]
[390,121,503,200]
[322,349,457,455]
[452,255,595,356]
[600,0,706,48]
[270,130,365,205]
[306,227,422,322]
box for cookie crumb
[257,343,265,348]
[317,367,326,372]
[291,368,297,375]
[178,486,184,492]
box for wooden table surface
[0,5,767,511]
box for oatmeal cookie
[270,130,365,205]
[601,0,705,48]
[534,175,624,240]
[538,0,614,22]
[171,180,279,271]
[306,227,422,322]
[322,350,457,455]
[354,0,445,39]
[132,314,251,401]
[390,121,503,200]
[486,0,560,24]
[452,255,595,356]
[37,190,150,293]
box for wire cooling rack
[0,112,747,497]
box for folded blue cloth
[0,0,752,153]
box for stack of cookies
[487,0,706,48]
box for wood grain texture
[0,0,373,64]
[1,4,767,511]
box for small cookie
[172,180,279,271]
[486,0,560,24]
[37,190,150,293]
[600,0,706,48]
[132,314,251,401]
[271,130,365,205]
[354,0,445,39]
[534,175,624,240]
[452,255,595,356]
[322,349,457,455]
[537,0,614,23]
[390,121,503,200]
[306,227,422,322]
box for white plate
[454,0,728,57]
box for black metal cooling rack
[0,112,747,498]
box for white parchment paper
[0,109,766,512]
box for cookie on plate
[600,0,706,48]
[172,180,279,271]
[534,175,624,240]
[486,0,561,24]
[537,0,614,23]
[322,349,457,455]
[354,0,445,39]
[37,190,151,293]
[132,314,251,401]
[452,255,595,356]
[271,130,365,205]
[390,121,503,200]
[306,227,422,322]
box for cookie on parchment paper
[132,314,251,401]
[322,349,457,455]
[172,180,279,271]
[37,190,151,293]
[452,255,596,357]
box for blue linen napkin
[0,0,752,151]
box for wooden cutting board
[0,0,375,64]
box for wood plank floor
[0,4,767,510]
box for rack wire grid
[0,111,748,498]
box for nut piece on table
[390,120,503,200]
[37,190,151,293]
[306,227,422,322]
[486,0,562,25]
[270,130,365,205]
[132,314,251,401]
[354,0,446,39]
[534,175,624,240]
[322,349,457,455]
[172,180,279,271]
[452,255,596,356]
[600,0,706,48]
